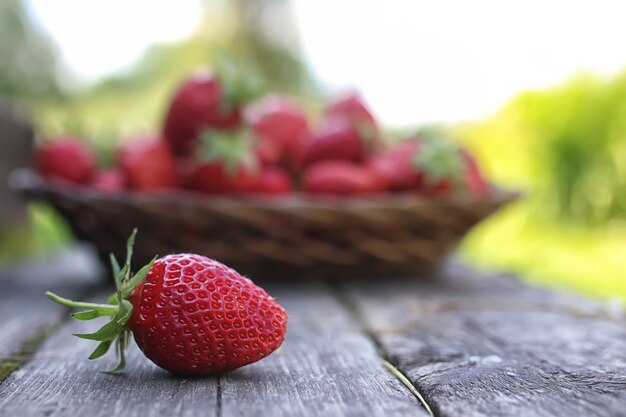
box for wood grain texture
[220,283,427,417]
[0,247,102,359]
[0,307,219,417]
[0,277,426,417]
[345,262,626,417]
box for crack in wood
[330,281,437,417]
[0,322,59,384]
[341,273,626,417]
[216,374,222,417]
[0,282,109,385]
[382,360,435,417]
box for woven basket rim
[10,168,518,210]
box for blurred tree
[227,0,314,96]
[0,0,62,102]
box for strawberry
[462,151,489,196]
[298,117,366,168]
[253,134,283,167]
[246,95,310,168]
[163,72,240,155]
[368,139,424,191]
[252,168,291,195]
[325,92,379,141]
[89,169,125,194]
[414,138,467,197]
[187,131,258,194]
[187,161,257,194]
[118,137,179,192]
[47,230,288,375]
[36,137,96,185]
[303,160,386,195]
[163,60,261,156]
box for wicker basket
[10,169,514,279]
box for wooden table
[1,247,625,417]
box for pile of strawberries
[36,66,488,198]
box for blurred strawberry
[325,92,379,142]
[414,138,466,197]
[298,117,367,168]
[89,169,125,194]
[163,72,239,155]
[252,167,291,195]
[188,131,258,194]
[462,151,489,196]
[36,137,96,185]
[118,137,179,192]
[303,160,386,195]
[246,95,310,168]
[368,139,424,191]
[187,162,257,194]
[163,59,261,155]
[253,134,283,167]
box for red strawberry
[253,134,283,167]
[36,137,96,185]
[118,137,179,192]
[462,151,489,196]
[163,72,241,155]
[325,92,378,141]
[252,168,291,195]
[46,230,288,375]
[187,161,257,194]
[303,160,386,195]
[188,130,258,194]
[298,117,366,168]
[164,60,260,156]
[368,139,424,191]
[246,95,310,168]
[89,169,125,194]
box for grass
[460,199,626,303]
[0,323,59,382]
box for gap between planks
[1,281,425,417]
[0,285,106,385]
[330,281,436,417]
[0,323,59,383]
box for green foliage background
[458,72,626,301]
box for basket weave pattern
[12,169,513,278]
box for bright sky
[27,0,626,126]
[26,0,202,79]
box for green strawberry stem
[45,292,118,313]
[197,129,258,176]
[45,229,155,374]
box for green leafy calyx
[197,129,258,176]
[413,137,465,187]
[46,229,155,373]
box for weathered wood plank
[0,247,102,359]
[0,291,220,417]
[1,274,425,416]
[220,282,427,417]
[345,262,626,417]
